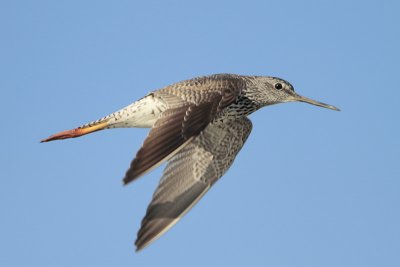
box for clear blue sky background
[1,1,399,266]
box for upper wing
[123,75,245,185]
[123,102,215,184]
[134,117,253,251]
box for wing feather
[124,75,246,184]
[124,101,220,184]
[135,117,253,251]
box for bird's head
[245,76,340,111]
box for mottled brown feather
[123,76,245,185]
[124,102,218,184]
[123,106,188,184]
[135,117,253,251]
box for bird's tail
[40,94,164,143]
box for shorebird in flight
[42,74,339,251]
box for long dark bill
[295,94,340,111]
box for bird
[41,73,339,251]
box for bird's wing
[123,75,245,185]
[134,117,253,251]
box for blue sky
[1,0,399,266]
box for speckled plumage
[135,117,252,249]
[41,73,339,251]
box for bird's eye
[274,83,283,90]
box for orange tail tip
[41,121,109,143]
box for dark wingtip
[135,245,142,253]
[135,237,150,253]
[134,237,145,252]
[122,164,146,186]
[122,173,134,186]
[122,178,130,186]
